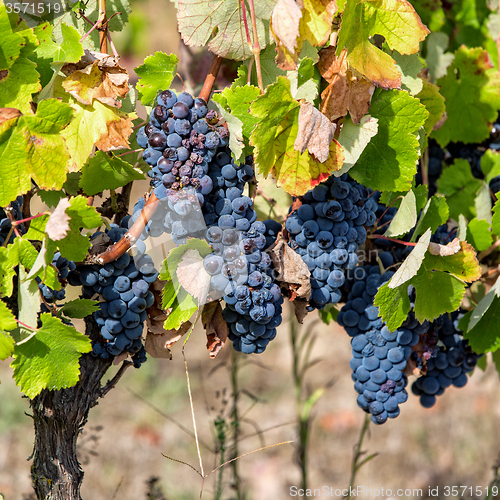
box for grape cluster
[338,256,430,424]
[286,174,377,310]
[68,220,157,360]
[137,90,229,207]
[221,220,283,354]
[411,313,482,408]
[0,196,25,246]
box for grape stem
[366,234,417,247]
[199,55,223,103]
[98,0,108,54]
[241,0,264,92]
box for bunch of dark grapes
[411,313,482,408]
[0,196,25,246]
[137,90,227,207]
[338,255,430,424]
[68,219,156,365]
[220,220,283,354]
[286,174,377,310]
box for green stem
[230,349,243,500]
[346,415,372,499]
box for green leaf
[466,218,493,252]
[492,350,500,376]
[392,51,423,95]
[177,0,276,61]
[164,290,198,330]
[492,199,500,237]
[134,52,178,106]
[425,32,454,83]
[34,22,83,64]
[11,314,92,398]
[410,0,445,33]
[0,246,16,297]
[348,89,428,192]
[388,229,431,289]
[46,195,102,262]
[417,80,446,138]
[481,149,500,183]
[335,115,378,176]
[336,0,428,87]
[474,181,492,223]
[80,152,145,195]
[17,265,40,338]
[259,44,287,88]
[0,2,25,70]
[437,159,482,221]
[250,77,343,196]
[319,304,339,325]
[38,190,66,208]
[412,195,449,241]
[432,46,500,146]
[59,299,100,319]
[0,300,17,331]
[288,57,319,103]
[0,27,41,113]
[0,99,73,205]
[212,82,260,162]
[458,214,468,240]
[0,330,15,360]
[374,283,411,332]
[384,189,417,237]
[25,215,48,241]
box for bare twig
[99,360,133,398]
[98,0,107,54]
[478,240,500,261]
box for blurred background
[2,1,500,498]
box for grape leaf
[134,52,178,106]
[379,239,480,327]
[0,331,15,360]
[336,0,429,88]
[288,57,319,103]
[17,265,40,339]
[432,46,500,146]
[177,0,276,61]
[384,189,417,237]
[319,304,339,325]
[437,159,482,221]
[271,0,303,69]
[335,115,378,176]
[0,298,17,360]
[11,313,92,398]
[392,51,423,95]
[474,181,492,223]
[412,195,449,241]
[54,79,134,171]
[0,25,41,113]
[492,199,500,237]
[80,152,144,195]
[410,0,445,33]
[348,89,428,192]
[0,246,16,297]
[300,0,337,47]
[0,99,73,205]
[374,282,411,331]
[250,77,343,196]
[0,3,25,70]
[466,218,492,252]
[59,299,99,319]
[259,44,287,87]
[388,228,431,289]
[416,79,446,137]
[33,22,83,67]
[481,149,500,182]
[425,32,454,83]
[45,195,102,262]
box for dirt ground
[1,306,500,500]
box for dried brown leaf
[113,351,130,365]
[0,107,21,126]
[294,102,336,162]
[62,55,129,108]
[268,239,311,300]
[319,48,375,124]
[145,321,192,358]
[271,0,302,53]
[293,298,310,323]
[94,114,133,151]
[45,198,71,241]
[202,301,229,358]
[428,238,461,256]
[176,249,211,303]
